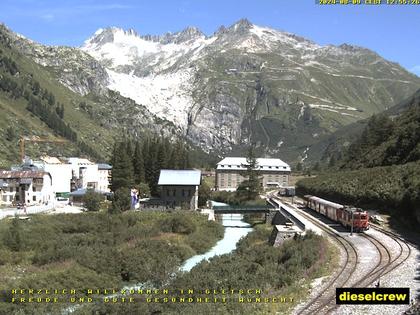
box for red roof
[0,170,48,179]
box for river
[63,205,252,314]
[180,212,253,272]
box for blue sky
[1,0,419,76]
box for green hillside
[339,90,420,169]
[296,92,420,226]
[296,162,420,227]
[306,88,420,167]
[0,27,117,167]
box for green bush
[83,190,103,211]
[110,187,131,213]
[162,214,196,234]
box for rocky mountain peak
[83,27,139,47]
[159,26,204,44]
[229,18,253,34]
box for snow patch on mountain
[106,69,194,127]
[82,27,216,71]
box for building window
[33,196,36,201]
[16,187,20,192]
[15,195,20,201]
[9,187,13,192]
[32,186,36,192]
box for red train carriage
[304,195,369,232]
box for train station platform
[268,197,323,235]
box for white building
[67,158,97,190]
[36,156,72,197]
[66,158,111,193]
[97,164,112,193]
[0,170,54,206]
[216,157,291,191]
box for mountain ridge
[2,19,420,162]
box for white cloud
[40,13,54,22]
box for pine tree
[110,187,131,214]
[147,139,159,195]
[170,141,182,169]
[156,140,167,171]
[110,142,134,192]
[236,145,262,201]
[133,141,145,183]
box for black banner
[336,288,410,304]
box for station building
[215,157,291,191]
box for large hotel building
[215,157,291,191]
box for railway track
[269,197,359,315]
[327,226,413,314]
[368,224,412,278]
[271,197,414,315]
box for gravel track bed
[332,228,419,315]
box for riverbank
[76,224,335,315]
[0,211,224,315]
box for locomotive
[303,195,369,232]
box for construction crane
[18,136,68,162]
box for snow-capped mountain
[7,19,420,158]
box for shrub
[110,188,130,213]
[83,190,103,212]
[162,215,196,234]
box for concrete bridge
[212,204,276,214]
[212,204,277,224]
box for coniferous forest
[111,137,191,196]
[297,94,420,227]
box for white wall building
[97,164,112,193]
[0,170,54,206]
[67,158,111,192]
[36,156,72,197]
[216,157,291,191]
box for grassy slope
[0,33,117,167]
